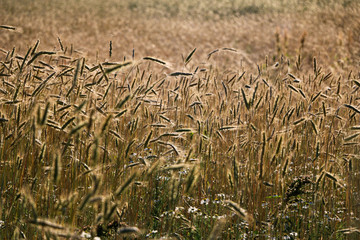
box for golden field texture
[0,0,360,239]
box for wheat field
[1,0,360,239]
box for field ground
[1,0,360,239]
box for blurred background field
[1,0,360,71]
[1,0,360,239]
